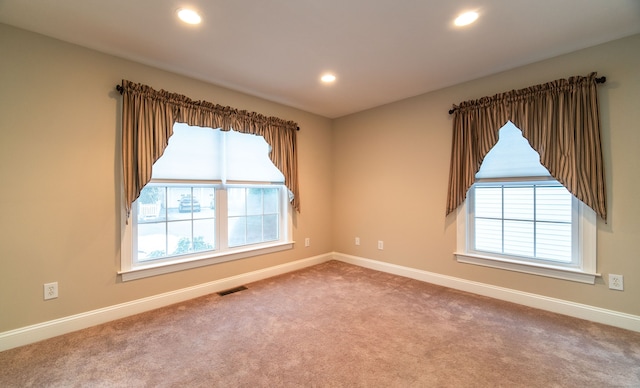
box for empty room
[1,1,639,386]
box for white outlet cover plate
[44,282,58,299]
[608,274,624,290]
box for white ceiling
[1,0,639,118]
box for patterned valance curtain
[446,72,606,221]
[119,80,300,218]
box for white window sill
[455,252,600,284]
[120,241,294,282]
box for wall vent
[217,286,248,296]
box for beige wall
[332,33,640,316]
[0,24,333,331]
[1,22,638,333]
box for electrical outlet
[44,282,58,300]
[377,240,384,250]
[304,237,310,247]
[355,237,360,246]
[609,274,623,291]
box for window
[121,123,293,281]
[471,182,576,263]
[455,122,597,283]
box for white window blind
[475,121,550,179]
[152,123,284,183]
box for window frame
[455,177,598,284]
[120,181,293,282]
[469,179,579,266]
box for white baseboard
[332,252,640,333]
[3,251,638,352]
[0,253,332,352]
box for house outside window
[455,122,597,284]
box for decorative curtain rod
[447,76,606,115]
[115,84,300,131]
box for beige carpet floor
[1,260,639,387]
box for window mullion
[190,187,195,252]
[533,184,537,258]
[165,187,169,257]
[261,190,266,241]
[217,188,228,250]
[501,185,505,255]
[244,188,249,243]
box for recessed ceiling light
[321,74,336,83]
[177,8,202,25]
[454,11,478,27]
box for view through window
[125,123,291,275]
